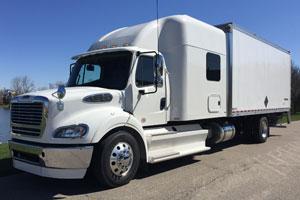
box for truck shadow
[0,157,200,199]
[136,155,199,179]
[200,126,285,156]
[0,127,285,199]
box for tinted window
[206,53,221,81]
[76,64,101,85]
[67,51,132,90]
[135,56,155,87]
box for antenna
[156,0,159,53]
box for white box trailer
[8,15,291,187]
[217,23,291,117]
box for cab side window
[135,56,155,87]
[206,52,221,81]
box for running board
[144,124,210,163]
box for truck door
[131,53,167,126]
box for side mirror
[86,64,95,71]
[57,85,66,99]
[155,54,164,77]
[135,51,164,95]
[155,54,164,87]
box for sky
[0,0,299,88]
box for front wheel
[91,131,140,188]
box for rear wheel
[254,116,269,143]
[92,131,140,188]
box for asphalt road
[1,121,300,200]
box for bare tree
[49,81,65,89]
[11,76,35,95]
[36,86,49,91]
[291,62,300,114]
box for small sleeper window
[206,53,221,81]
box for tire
[254,117,269,143]
[91,131,140,188]
[242,117,254,140]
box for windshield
[67,51,132,90]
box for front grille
[12,126,41,136]
[11,101,46,137]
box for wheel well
[98,126,147,162]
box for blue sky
[0,0,299,88]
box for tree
[36,86,48,91]
[0,87,4,105]
[11,76,35,95]
[48,81,65,89]
[291,62,300,114]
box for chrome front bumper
[8,140,93,179]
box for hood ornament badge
[52,85,66,111]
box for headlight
[54,124,89,138]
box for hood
[23,86,122,103]
[16,86,124,122]
[11,86,126,144]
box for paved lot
[1,121,300,200]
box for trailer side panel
[229,26,291,116]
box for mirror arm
[139,89,145,95]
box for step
[148,145,210,163]
[144,124,210,163]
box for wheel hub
[261,120,268,138]
[110,142,133,176]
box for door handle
[160,98,166,110]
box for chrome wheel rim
[110,142,133,177]
[261,120,268,138]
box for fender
[91,107,148,160]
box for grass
[278,112,300,124]
[0,104,9,109]
[291,112,300,121]
[0,143,10,160]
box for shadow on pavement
[0,158,19,177]
[136,155,199,179]
[0,126,286,199]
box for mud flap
[287,111,291,124]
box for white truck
[8,15,291,187]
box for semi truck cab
[9,46,175,186]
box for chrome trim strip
[9,141,93,170]
[9,141,42,155]
[231,108,290,117]
[13,160,87,179]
